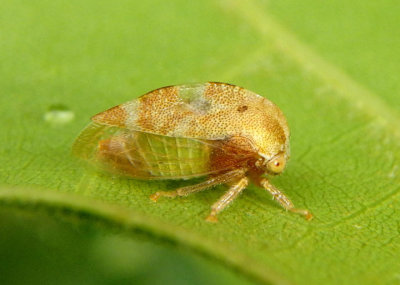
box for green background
[1,0,400,284]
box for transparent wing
[72,122,254,180]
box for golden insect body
[73,82,312,222]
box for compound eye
[267,154,286,174]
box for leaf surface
[1,0,400,284]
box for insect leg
[205,176,249,223]
[149,169,246,202]
[259,178,313,220]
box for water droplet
[44,104,75,126]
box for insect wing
[73,123,253,180]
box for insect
[73,82,312,222]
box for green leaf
[1,0,400,284]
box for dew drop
[44,104,75,126]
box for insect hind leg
[149,169,245,202]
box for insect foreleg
[149,168,246,202]
[205,176,249,223]
[259,178,313,220]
